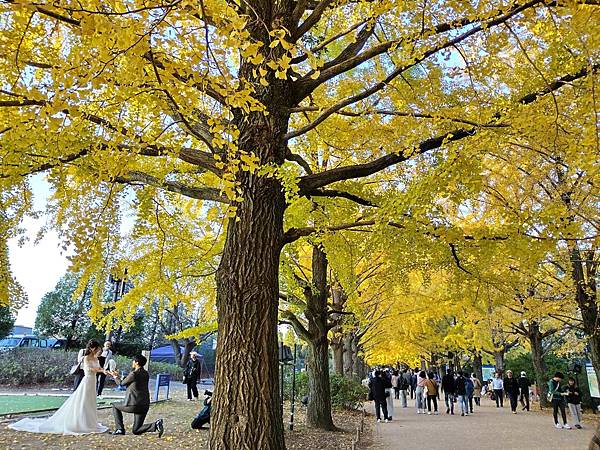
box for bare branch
[294,0,335,41]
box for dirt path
[368,395,596,450]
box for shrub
[281,371,367,410]
[329,373,368,410]
[0,348,183,386]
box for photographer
[191,390,212,430]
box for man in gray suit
[110,355,164,436]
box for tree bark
[170,339,182,367]
[493,350,505,372]
[304,246,335,430]
[570,246,600,380]
[529,323,550,407]
[472,351,483,382]
[331,338,344,376]
[210,83,291,446]
[343,332,354,378]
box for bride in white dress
[9,340,109,435]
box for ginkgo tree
[1,0,599,448]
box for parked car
[0,334,51,352]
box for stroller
[191,390,212,429]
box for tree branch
[280,310,312,341]
[297,63,598,192]
[112,170,228,202]
[291,0,543,104]
[307,188,377,207]
[294,0,335,40]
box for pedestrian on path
[492,372,504,408]
[404,369,414,401]
[442,369,455,415]
[455,371,469,416]
[519,371,531,411]
[548,372,571,429]
[411,368,418,400]
[465,375,475,413]
[399,369,409,408]
[416,370,427,414]
[471,373,482,407]
[504,370,520,414]
[392,370,401,400]
[566,377,583,429]
[384,370,395,421]
[425,372,439,415]
[369,370,390,423]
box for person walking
[492,372,504,407]
[384,370,395,421]
[465,375,475,414]
[549,372,571,429]
[184,352,201,401]
[442,369,455,415]
[518,371,531,411]
[416,370,427,414]
[411,369,418,400]
[472,373,482,407]
[398,369,409,407]
[504,370,520,414]
[391,370,400,400]
[425,372,439,415]
[455,371,469,416]
[566,377,583,429]
[369,370,390,423]
[404,369,414,401]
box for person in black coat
[504,370,520,413]
[518,371,531,411]
[441,369,456,415]
[184,352,201,401]
[111,355,164,436]
[369,370,391,422]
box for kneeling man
[110,355,164,437]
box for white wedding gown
[9,356,108,435]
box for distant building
[11,325,33,335]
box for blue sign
[154,373,171,402]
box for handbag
[69,362,81,375]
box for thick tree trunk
[494,350,505,372]
[570,247,600,381]
[529,324,550,407]
[181,339,195,368]
[211,118,288,448]
[343,333,354,378]
[304,246,335,430]
[170,339,183,367]
[331,338,344,376]
[472,351,483,382]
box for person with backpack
[548,372,571,429]
[518,371,531,411]
[441,369,456,415]
[566,377,583,429]
[425,372,439,415]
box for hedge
[0,348,183,386]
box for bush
[0,348,183,386]
[329,373,368,410]
[281,371,367,410]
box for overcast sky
[8,176,70,328]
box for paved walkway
[369,396,595,450]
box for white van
[0,334,49,352]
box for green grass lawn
[0,394,115,415]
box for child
[566,377,583,429]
